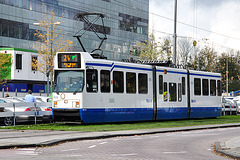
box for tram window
[113,71,124,93]
[182,77,185,95]
[138,73,148,94]
[169,83,177,101]
[159,75,163,94]
[86,69,98,92]
[126,72,136,93]
[164,82,168,101]
[178,83,182,102]
[194,78,201,95]
[217,80,222,96]
[100,70,110,93]
[210,80,216,96]
[202,79,209,96]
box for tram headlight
[54,101,57,107]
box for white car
[0,98,51,126]
[35,96,52,102]
[233,96,240,113]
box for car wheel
[4,117,13,126]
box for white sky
[149,0,240,53]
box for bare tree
[177,38,194,67]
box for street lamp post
[226,57,229,96]
[173,0,177,65]
[33,21,60,96]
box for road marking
[61,149,78,152]
[163,151,186,154]
[111,153,137,156]
[88,145,96,148]
[99,142,107,144]
[16,149,38,156]
[69,154,82,157]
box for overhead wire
[113,0,240,42]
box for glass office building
[0,0,149,60]
[0,0,149,93]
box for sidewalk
[0,123,240,159]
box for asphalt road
[0,127,239,160]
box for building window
[31,56,38,71]
[113,71,124,93]
[159,75,163,94]
[100,70,110,93]
[86,69,98,92]
[119,13,148,35]
[16,54,22,69]
[210,80,216,96]
[138,73,148,94]
[194,78,201,95]
[84,22,110,35]
[202,79,209,96]
[126,72,136,94]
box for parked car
[0,98,52,126]
[222,97,238,115]
[6,97,42,102]
[233,96,240,112]
[35,96,52,103]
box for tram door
[156,67,188,120]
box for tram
[52,52,222,123]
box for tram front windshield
[54,70,84,93]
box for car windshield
[54,70,84,93]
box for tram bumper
[52,108,81,122]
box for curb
[215,142,240,159]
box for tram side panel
[156,67,188,120]
[81,61,154,123]
[189,70,222,118]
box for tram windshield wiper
[53,83,59,95]
[73,84,83,95]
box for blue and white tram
[52,52,222,123]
